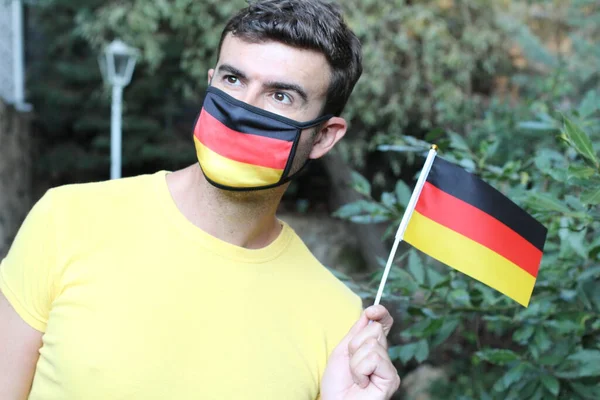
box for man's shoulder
[283,228,363,311]
[49,172,163,202]
[43,171,166,225]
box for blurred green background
[4,0,600,398]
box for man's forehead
[218,34,331,97]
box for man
[0,0,400,399]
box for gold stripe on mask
[195,137,284,188]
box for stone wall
[0,99,32,258]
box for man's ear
[207,69,214,85]
[308,117,347,160]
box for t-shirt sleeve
[325,291,363,357]
[0,190,58,332]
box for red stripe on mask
[194,109,294,170]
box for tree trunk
[321,151,389,273]
[0,100,32,258]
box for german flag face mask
[193,86,332,191]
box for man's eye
[225,75,239,85]
[273,92,292,104]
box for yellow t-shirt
[0,171,362,400]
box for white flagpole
[373,145,438,306]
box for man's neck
[166,164,286,249]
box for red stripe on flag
[194,109,293,170]
[415,182,542,278]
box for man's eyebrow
[217,64,248,80]
[263,81,309,104]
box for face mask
[193,86,333,191]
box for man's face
[210,33,331,123]
[208,34,344,175]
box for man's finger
[353,350,401,393]
[365,305,394,335]
[348,320,387,355]
[349,338,389,387]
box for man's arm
[0,291,43,400]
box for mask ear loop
[279,128,303,181]
[279,113,332,183]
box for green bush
[334,106,600,398]
[28,0,515,184]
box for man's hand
[320,305,400,400]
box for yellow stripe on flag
[194,137,283,187]
[404,210,536,306]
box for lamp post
[98,40,139,180]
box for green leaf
[518,121,557,131]
[563,229,589,259]
[334,201,374,218]
[348,214,390,224]
[578,265,600,282]
[578,90,599,118]
[519,380,541,399]
[493,363,529,392]
[388,268,419,294]
[387,345,402,362]
[408,251,425,285]
[420,308,438,319]
[447,131,471,152]
[431,318,460,347]
[525,192,571,214]
[581,187,600,205]
[389,343,418,364]
[512,325,535,344]
[569,382,600,400]
[588,240,600,261]
[333,200,390,223]
[351,171,372,196]
[533,328,552,353]
[534,149,568,181]
[559,289,578,302]
[381,192,397,209]
[401,318,432,339]
[477,284,501,305]
[355,214,390,224]
[530,384,547,400]
[402,318,444,339]
[556,350,600,378]
[414,339,429,363]
[426,267,446,288]
[565,195,586,211]
[448,288,471,306]
[563,118,599,168]
[540,374,560,397]
[474,349,521,366]
[425,128,445,142]
[397,344,416,364]
[538,353,567,367]
[538,340,571,366]
[568,349,600,366]
[395,180,412,207]
[567,165,596,180]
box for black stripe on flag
[426,157,547,251]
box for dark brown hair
[217,0,363,116]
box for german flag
[404,156,547,306]
[193,92,296,188]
